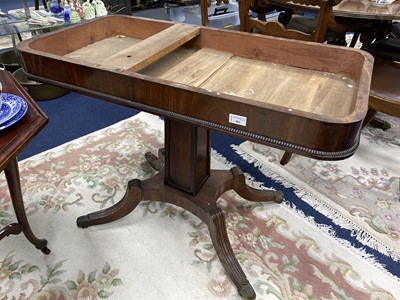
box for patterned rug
[1,112,399,299]
[234,113,400,277]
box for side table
[0,69,49,254]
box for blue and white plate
[0,95,28,131]
[0,100,13,125]
[0,93,24,126]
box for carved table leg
[0,223,23,240]
[207,208,256,299]
[362,108,391,130]
[77,163,282,299]
[231,166,284,202]
[4,158,50,254]
[77,178,143,228]
[144,148,165,171]
[279,151,293,166]
[368,118,391,130]
[144,167,282,299]
[76,119,284,299]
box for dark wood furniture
[363,24,400,130]
[0,70,49,254]
[16,16,372,299]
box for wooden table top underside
[65,34,356,118]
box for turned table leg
[3,158,50,254]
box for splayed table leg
[76,119,284,299]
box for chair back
[239,0,342,43]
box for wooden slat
[100,23,201,72]
[142,48,234,87]
[64,36,142,64]
[139,47,198,77]
[200,56,356,118]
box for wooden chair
[239,0,345,43]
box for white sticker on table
[229,114,247,126]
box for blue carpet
[19,92,138,160]
[211,135,399,278]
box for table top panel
[16,16,372,160]
[200,56,356,118]
[63,32,357,118]
[140,46,356,118]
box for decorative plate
[0,95,28,131]
[0,101,12,124]
[0,93,24,125]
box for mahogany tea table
[0,70,49,254]
[16,16,373,299]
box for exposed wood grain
[65,32,358,116]
[65,36,142,64]
[99,23,201,72]
[139,47,199,77]
[142,48,234,87]
[200,56,356,118]
[139,45,355,117]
